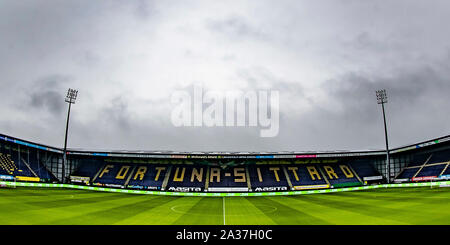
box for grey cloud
[133,0,158,20]
[25,75,71,115]
[29,91,64,115]
[236,67,304,94]
[1,1,450,153]
[205,15,269,41]
[100,96,132,131]
[298,63,450,150]
[349,32,393,52]
[45,61,450,152]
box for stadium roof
[1,132,450,159]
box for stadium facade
[1,132,450,192]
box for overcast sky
[1,0,450,152]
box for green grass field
[0,187,449,225]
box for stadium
[1,131,449,225]
[2,2,450,234]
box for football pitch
[0,187,449,225]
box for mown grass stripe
[246,196,332,225]
[221,197,276,225]
[283,195,407,225]
[0,187,449,225]
[172,197,223,225]
[288,193,437,224]
[47,195,179,225]
[111,196,202,225]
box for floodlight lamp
[65,88,78,104]
[376,89,387,104]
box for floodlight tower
[62,88,78,184]
[376,89,390,183]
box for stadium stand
[0,152,34,177]
[319,163,361,187]
[394,147,450,182]
[92,163,130,187]
[0,144,56,181]
[396,167,420,179]
[428,149,450,164]
[127,164,168,190]
[3,132,450,192]
[350,159,379,177]
[24,151,54,180]
[72,159,103,178]
[0,153,16,175]
[205,165,249,192]
[443,165,450,175]
[407,153,431,167]
[68,161,376,192]
[415,164,447,177]
[247,165,288,191]
[166,165,208,191]
[287,165,328,185]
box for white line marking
[223,197,226,225]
